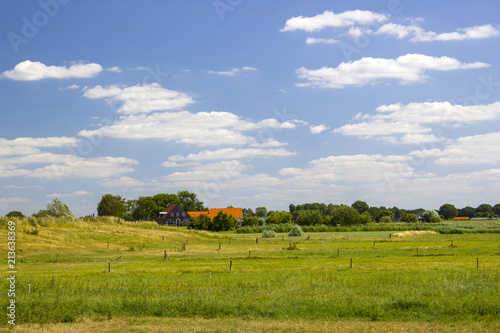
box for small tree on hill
[6,211,24,218]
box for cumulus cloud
[279,154,418,183]
[0,137,79,156]
[309,125,329,134]
[83,83,195,114]
[169,148,295,161]
[375,23,500,42]
[296,54,489,88]
[434,131,500,165]
[305,37,339,44]
[1,60,103,81]
[281,10,387,32]
[334,101,500,144]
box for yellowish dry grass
[4,317,500,333]
[393,230,438,238]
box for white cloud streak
[281,10,387,32]
[296,54,489,88]
[1,60,103,81]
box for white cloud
[279,154,418,183]
[296,54,489,88]
[65,84,80,90]
[305,37,339,44]
[208,66,258,76]
[106,66,122,73]
[169,148,295,161]
[100,176,153,188]
[309,125,329,134]
[83,83,195,114]
[435,131,500,165]
[334,121,430,137]
[334,101,500,144]
[1,60,103,81]
[79,109,296,147]
[375,23,500,42]
[0,197,29,204]
[281,10,387,32]
[46,191,93,198]
[0,137,79,156]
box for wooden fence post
[108,262,111,273]
[350,258,352,269]
[230,260,232,272]
[256,237,258,244]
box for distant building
[157,203,190,226]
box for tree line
[4,193,499,231]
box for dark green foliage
[266,211,292,224]
[401,213,419,223]
[458,206,476,218]
[6,210,24,218]
[296,209,327,226]
[422,210,442,222]
[330,205,360,226]
[351,200,369,214]
[211,210,238,231]
[177,190,206,211]
[241,215,264,227]
[439,203,458,220]
[97,194,127,218]
[188,214,212,230]
[378,209,394,221]
[255,207,268,217]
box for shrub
[380,216,392,223]
[288,225,304,237]
[262,229,276,238]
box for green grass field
[2,217,500,332]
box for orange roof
[187,208,243,220]
[187,211,210,219]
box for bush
[401,213,419,223]
[262,229,276,238]
[380,216,392,223]
[288,224,304,237]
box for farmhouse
[157,203,190,226]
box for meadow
[1,217,500,332]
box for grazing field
[1,217,500,332]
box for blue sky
[1,0,500,216]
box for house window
[176,212,180,217]
[182,212,185,217]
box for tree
[439,204,458,220]
[351,200,369,214]
[422,210,441,222]
[188,214,212,230]
[297,209,326,226]
[358,211,373,224]
[330,205,360,226]
[401,213,418,223]
[379,209,394,221]
[367,207,380,222]
[494,204,500,217]
[177,191,206,211]
[153,193,180,210]
[242,208,254,216]
[6,211,24,218]
[458,206,476,218]
[475,204,494,217]
[97,194,127,218]
[132,196,161,220]
[266,211,292,224]
[255,207,267,217]
[41,198,74,217]
[212,210,237,231]
[241,215,264,227]
[288,224,304,237]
